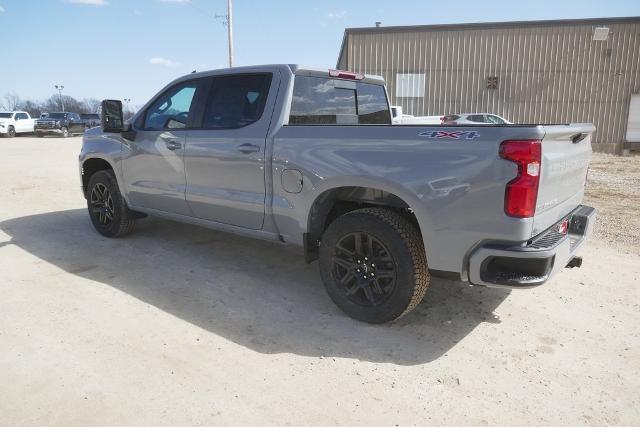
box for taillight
[499,139,542,218]
[328,69,365,80]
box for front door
[122,79,203,216]
[184,72,277,229]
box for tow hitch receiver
[566,256,582,268]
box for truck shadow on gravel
[1,209,510,366]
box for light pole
[54,85,65,112]
[227,0,234,67]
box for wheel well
[304,186,420,263]
[81,158,113,196]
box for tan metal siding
[342,21,640,146]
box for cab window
[201,74,271,129]
[468,114,486,123]
[143,81,199,130]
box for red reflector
[557,219,569,235]
[329,69,365,80]
[499,139,542,218]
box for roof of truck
[181,64,386,85]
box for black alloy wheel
[85,170,137,237]
[331,231,397,307]
[90,182,115,227]
[319,208,430,324]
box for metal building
[337,17,640,153]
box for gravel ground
[584,152,640,253]
[0,137,638,425]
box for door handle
[237,143,260,154]
[165,140,182,150]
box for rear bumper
[468,205,596,288]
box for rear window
[289,75,390,125]
[81,114,100,119]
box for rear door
[15,113,30,132]
[532,124,595,235]
[69,113,84,133]
[183,72,277,229]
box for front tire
[86,170,136,237]
[7,126,15,138]
[61,127,69,138]
[319,208,429,323]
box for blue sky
[0,0,638,107]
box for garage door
[627,95,640,143]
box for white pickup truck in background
[0,111,36,137]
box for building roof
[337,16,640,68]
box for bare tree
[82,98,101,114]
[4,92,22,111]
[18,100,45,118]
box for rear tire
[36,133,44,138]
[61,127,69,138]
[319,207,429,323]
[86,170,136,237]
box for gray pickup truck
[79,64,596,323]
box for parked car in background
[391,106,441,125]
[34,112,85,137]
[0,111,36,137]
[390,105,413,123]
[80,113,101,129]
[442,113,512,125]
[79,65,596,324]
[40,113,49,119]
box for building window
[395,73,425,98]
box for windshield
[47,113,67,119]
[0,113,13,118]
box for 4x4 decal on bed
[418,130,481,140]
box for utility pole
[227,0,234,67]
[54,85,65,112]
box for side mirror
[101,99,124,132]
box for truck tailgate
[532,123,595,236]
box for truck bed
[272,122,593,275]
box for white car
[0,111,36,137]
[442,113,512,125]
[390,105,441,125]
